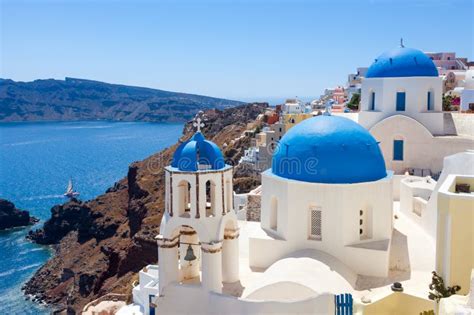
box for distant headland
[0,77,244,123]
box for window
[370,92,376,111]
[427,91,433,111]
[396,92,406,111]
[393,140,404,161]
[309,206,322,240]
[270,196,278,231]
[359,208,373,240]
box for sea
[0,121,183,314]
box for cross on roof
[193,117,205,132]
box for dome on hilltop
[366,47,438,78]
[271,115,387,184]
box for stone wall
[246,194,261,222]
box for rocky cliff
[0,78,243,122]
[24,103,266,313]
[0,199,38,230]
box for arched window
[270,196,278,231]
[369,91,376,111]
[226,180,233,213]
[359,207,373,240]
[427,89,434,111]
[177,180,192,217]
[205,180,216,217]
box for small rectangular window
[427,91,432,111]
[396,92,406,111]
[370,92,376,111]
[309,207,322,240]
[393,140,404,161]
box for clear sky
[1,0,473,102]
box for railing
[335,293,353,315]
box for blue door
[396,92,406,111]
[393,140,404,161]
[149,295,155,315]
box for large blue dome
[172,132,225,171]
[366,47,438,78]
[271,115,387,184]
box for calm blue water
[0,121,183,314]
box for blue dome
[272,116,387,184]
[172,132,225,171]
[366,47,438,78]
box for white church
[118,45,474,315]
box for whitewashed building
[253,115,393,277]
[358,44,474,175]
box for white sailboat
[64,178,80,198]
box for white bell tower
[157,113,240,295]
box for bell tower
[157,113,240,295]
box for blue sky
[1,0,472,102]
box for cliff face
[24,103,265,313]
[0,78,243,122]
[0,199,38,230]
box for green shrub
[428,271,461,303]
[347,93,360,110]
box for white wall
[399,176,436,227]
[461,89,474,111]
[369,115,473,175]
[359,76,445,135]
[452,113,474,136]
[255,171,393,277]
[423,151,474,239]
[155,283,335,315]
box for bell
[183,244,197,262]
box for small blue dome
[366,47,438,78]
[172,132,225,171]
[272,116,387,184]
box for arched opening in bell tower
[177,180,192,218]
[205,179,216,217]
[175,225,202,285]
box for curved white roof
[244,250,356,301]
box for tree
[347,93,360,111]
[428,271,461,303]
